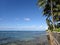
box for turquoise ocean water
[0,31,47,44]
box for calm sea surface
[0,31,47,44]
[0,31,48,45]
[0,31,46,39]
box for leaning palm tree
[43,3,53,28]
[37,0,57,30]
[50,0,55,30]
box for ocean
[0,31,49,45]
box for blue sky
[0,0,48,31]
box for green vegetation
[52,28,60,32]
[37,0,60,32]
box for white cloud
[24,18,31,21]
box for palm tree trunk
[50,0,55,30]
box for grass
[53,28,60,32]
[46,28,60,32]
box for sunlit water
[0,31,48,44]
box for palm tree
[50,0,55,30]
[37,0,58,30]
[38,0,51,29]
[43,4,53,29]
[53,0,60,27]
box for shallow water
[0,31,46,40]
[0,31,49,45]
